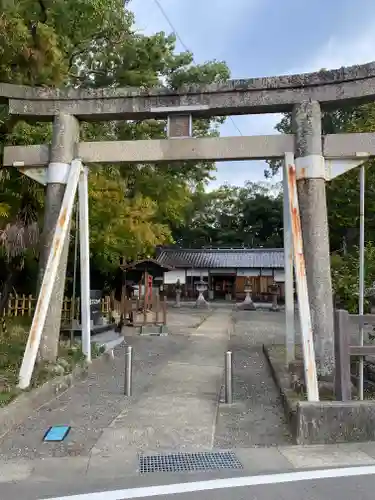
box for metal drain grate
[139,451,243,474]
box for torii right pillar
[293,101,335,379]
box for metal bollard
[124,345,133,396]
[224,350,233,404]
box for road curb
[211,312,234,447]
[262,344,299,443]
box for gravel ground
[0,311,209,460]
[214,310,294,447]
[0,307,293,460]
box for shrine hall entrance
[210,273,236,300]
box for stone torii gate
[3,61,375,398]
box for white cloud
[216,20,375,188]
[297,22,375,73]
[224,19,375,139]
[130,0,260,58]
[228,17,375,130]
[129,1,375,188]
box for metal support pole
[79,166,91,362]
[283,158,295,365]
[124,345,133,396]
[18,159,82,389]
[359,165,365,400]
[285,153,319,402]
[224,350,233,404]
[70,202,79,346]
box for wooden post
[105,296,110,321]
[144,271,147,306]
[127,299,134,326]
[21,294,26,316]
[71,293,76,324]
[14,294,18,317]
[120,278,126,327]
[77,297,80,324]
[28,295,33,317]
[148,274,153,308]
[143,271,148,324]
[334,309,351,401]
[7,294,12,317]
[162,296,167,325]
[155,294,160,324]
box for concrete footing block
[263,344,375,445]
[296,401,375,444]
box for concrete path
[91,310,231,455]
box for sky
[130,0,375,189]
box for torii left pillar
[38,113,79,362]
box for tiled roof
[156,248,284,269]
[121,258,172,271]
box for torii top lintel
[2,61,375,121]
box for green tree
[0,0,231,359]
[331,242,375,313]
[0,0,229,267]
[271,103,375,309]
[268,105,375,253]
[173,181,283,248]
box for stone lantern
[195,279,209,308]
[269,281,279,311]
[174,278,182,308]
[238,277,256,310]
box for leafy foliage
[0,315,103,405]
[331,242,375,313]
[271,103,375,309]
[0,0,230,289]
[173,182,283,248]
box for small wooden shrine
[117,259,172,329]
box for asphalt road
[3,465,375,500]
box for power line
[153,0,189,53]
[153,0,243,136]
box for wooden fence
[3,293,168,328]
[334,309,375,400]
[122,295,167,327]
[2,293,111,325]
